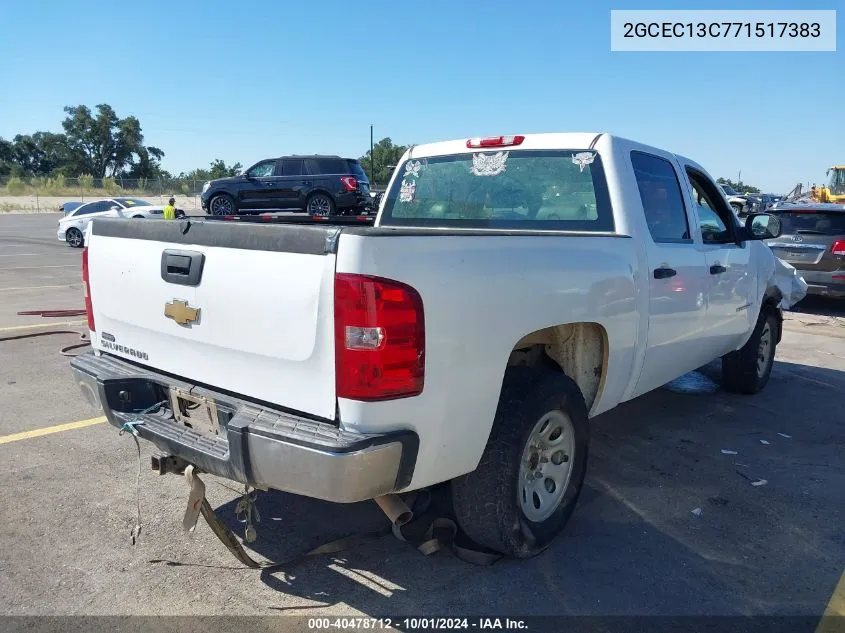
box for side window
[317,158,346,174]
[76,201,109,215]
[686,169,736,244]
[247,161,275,178]
[280,159,303,176]
[304,159,320,175]
[630,152,691,243]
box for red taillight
[466,135,525,149]
[334,273,425,401]
[82,247,95,331]
[340,176,358,192]
[831,240,845,256]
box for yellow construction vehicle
[782,166,845,205]
[812,166,845,204]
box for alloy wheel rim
[211,197,232,215]
[309,196,331,216]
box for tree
[61,104,164,178]
[178,159,243,181]
[359,137,408,186]
[10,132,69,176]
[0,138,14,176]
[208,159,242,179]
[716,177,760,194]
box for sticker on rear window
[404,159,424,179]
[571,151,595,173]
[399,178,417,203]
[471,151,509,177]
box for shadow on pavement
[197,359,845,618]
[788,296,845,318]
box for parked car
[766,203,845,299]
[59,200,84,215]
[745,193,783,215]
[718,183,750,215]
[57,198,173,248]
[71,132,801,560]
[200,155,371,217]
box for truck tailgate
[86,218,339,421]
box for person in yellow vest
[163,197,177,220]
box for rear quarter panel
[335,232,640,489]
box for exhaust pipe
[374,494,413,527]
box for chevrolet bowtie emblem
[164,299,200,326]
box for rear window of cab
[379,149,614,232]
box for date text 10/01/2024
[307,618,529,630]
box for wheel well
[506,322,608,413]
[307,189,334,201]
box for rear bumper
[70,351,418,503]
[796,269,845,298]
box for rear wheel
[306,193,336,217]
[209,193,236,216]
[721,308,778,394]
[65,227,84,248]
[451,367,589,558]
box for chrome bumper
[70,351,418,503]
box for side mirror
[110,206,121,212]
[744,213,781,240]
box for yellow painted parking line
[0,284,79,292]
[0,320,86,333]
[816,571,845,633]
[0,416,107,445]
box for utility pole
[738,170,742,185]
[370,125,375,186]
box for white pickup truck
[70,132,796,559]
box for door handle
[653,267,677,280]
[710,264,727,275]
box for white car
[57,198,167,248]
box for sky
[0,0,841,192]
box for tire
[451,367,590,559]
[209,193,236,216]
[730,203,743,215]
[721,308,778,394]
[306,192,336,217]
[65,227,84,248]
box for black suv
[201,155,371,216]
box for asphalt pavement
[1,213,843,626]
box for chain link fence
[0,175,205,198]
[0,175,392,213]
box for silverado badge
[164,299,200,327]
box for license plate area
[169,387,220,437]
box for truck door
[629,151,712,398]
[685,167,753,354]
